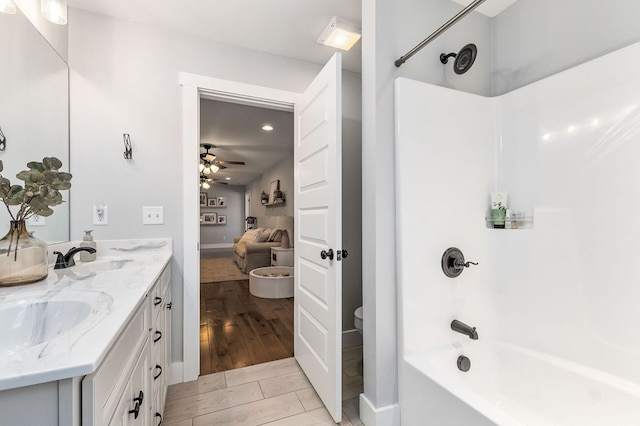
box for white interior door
[294,53,343,423]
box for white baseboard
[168,361,184,386]
[342,329,363,348]
[201,243,234,249]
[360,394,401,426]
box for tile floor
[164,345,363,426]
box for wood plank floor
[200,279,294,376]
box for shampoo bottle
[80,230,97,262]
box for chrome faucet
[451,319,478,340]
[53,247,97,269]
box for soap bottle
[80,230,97,262]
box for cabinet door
[108,341,149,426]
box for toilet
[354,306,363,335]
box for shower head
[440,43,477,75]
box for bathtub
[400,340,640,425]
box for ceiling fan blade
[216,160,245,166]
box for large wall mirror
[0,5,69,244]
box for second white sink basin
[0,290,113,356]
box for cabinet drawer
[150,265,171,320]
[82,301,149,426]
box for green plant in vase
[0,157,72,286]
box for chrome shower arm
[394,0,486,67]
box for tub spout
[451,319,478,340]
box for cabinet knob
[154,364,163,380]
[128,390,144,419]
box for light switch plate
[93,205,108,225]
[143,206,164,225]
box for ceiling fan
[199,143,245,175]
[199,173,228,189]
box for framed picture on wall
[216,196,226,207]
[208,198,217,207]
[217,215,227,224]
[199,193,207,206]
[202,212,217,224]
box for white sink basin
[0,290,113,356]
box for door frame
[179,72,299,382]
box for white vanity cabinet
[82,264,172,426]
[149,264,172,425]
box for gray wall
[200,185,245,247]
[247,153,294,225]
[492,0,640,95]
[68,8,362,366]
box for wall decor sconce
[41,0,67,25]
[123,133,133,159]
[0,125,6,151]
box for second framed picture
[207,198,217,207]
[216,196,226,207]
[202,212,217,224]
[217,215,227,224]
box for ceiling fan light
[203,167,211,175]
[210,164,220,174]
[318,17,361,51]
[0,0,17,14]
[202,181,210,190]
[199,163,205,172]
[41,0,67,25]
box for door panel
[294,53,342,423]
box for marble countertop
[0,238,172,391]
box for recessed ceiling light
[225,177,231,180]
[318,17,361,51]
[262,124,274,131]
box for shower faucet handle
[441,247,478,278]
[455,259,478,269]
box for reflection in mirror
[0,5,69,244]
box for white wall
[68,8,362,367]
[492,42,640,383]
[200,185,245,247]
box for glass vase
[0,220,48,286]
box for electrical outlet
[143,206,164,225]
[93,205,108,225]
[29,214,46,226]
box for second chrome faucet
[451,319,478,340]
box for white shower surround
[395,40,640,425]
